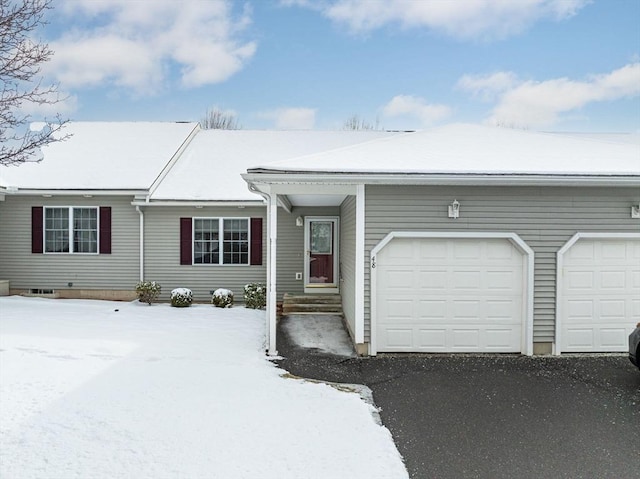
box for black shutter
[99,207,112,254]
[180,218,192,265]
[32,207,43,254]
[250,217,263,266]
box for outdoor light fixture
[632,204,640,219]
[296,216,304,227]
[448,199,460,219]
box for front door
[304,217,339,293]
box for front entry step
[282,293,343,315]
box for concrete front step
[283,293,342,304]
[282,293,343,315]
[282,304,343,314]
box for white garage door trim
[555,232,640,355]
[370,232,534,356]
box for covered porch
[244,180,367,356]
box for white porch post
[266,192,278,356]
[355,184,365,344]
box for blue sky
[34,0,640,132]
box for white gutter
[135,206,144,282]
[130,200,265,207]
[242,172,640,188]
[7,189,148,196]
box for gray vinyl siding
[276,206,340,300]
[142,206,266,303]
[339,196,357,338]
[364,185,640,344]
[0,195,139,292]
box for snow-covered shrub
[170,288,193,308]
[212,288,234,308]
[136,281,161,305]
[243,283,266,309]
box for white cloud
[467,63,640,128]
[381,95,451,127]
[257,108,317,129]
[456,72,519,100]
[290,0,589,40]
[47,0,256,93]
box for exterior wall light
[448,199,460,219]
[632,204,640,219]
[296,216,304,227]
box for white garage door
[560,238,640,352]
[375,237,525,353]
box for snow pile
[0,297,407,479]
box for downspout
[248,183,278,356]
[136,206,144,281]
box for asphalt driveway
[275,317,640,479]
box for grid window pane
[223,219,248,265]
[73,208,97,253]
[45,208,69,253]
[194,219,219,264]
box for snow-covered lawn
[0,297,407,479]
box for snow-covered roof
[0,122,198,191]
[248,124,640,177]
[151,129,398,201]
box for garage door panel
[486,300,518,319]
[376,237,525,353]
[566,300,593,320]
[419,241,447,259]
[417,270,447,289]
[487,241,517,259]
[560,238,640,353]
[600,299,625,318]
[452,242,482,259]
[601,242,628,259]
[566,271,594,290]
[452,271,482,289]
[451,329,480,348]
[385,269,414,289]
[601,271,626,289]
[416,329,447,348]
[564,328,593,349]
[600,328,628,348]
[487,271,516,289]
[484,329,520,350]
[384,329,413,349]
[383,299,413,319]
[416,300,446,319]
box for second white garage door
[559,237,640,353]
[375,237,526,353]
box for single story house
[1,122,639,357]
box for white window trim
[43,206,100,255]
[192,217,251,266]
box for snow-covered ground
[0,297,407,479]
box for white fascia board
[10,189,147,196]
[131,200,265,207]
[243,172,640,188]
